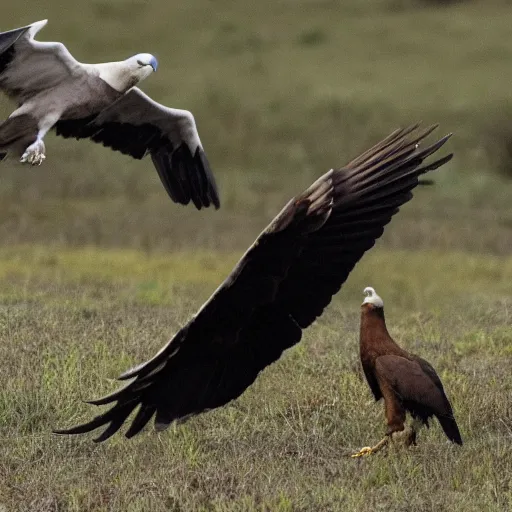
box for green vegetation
[0,0,511,510]
[1,247,511,510]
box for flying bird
[0,20,219,210]
[352,286,462,457]
[54,125,453,442]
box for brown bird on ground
[352,287,463,457]
[54,125,453,442]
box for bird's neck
[95,62,139,93]
[359,307,403,363]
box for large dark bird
[55,125,453,442]
[352,286,462,457]
[0,20,219,210]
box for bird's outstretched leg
[18,112,59,166]
[20,137,46,166]
[351,436,389,458]
[351,399,406,458]
[351,418,423,458]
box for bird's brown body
[360,305,410,436]
[353,289,462,457]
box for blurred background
[0,0,511,254]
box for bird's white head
[124,53,158,82]
[362,286,384,308]
[97,53,158,92]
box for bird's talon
[351,446,373,458]
[20,140,46,166]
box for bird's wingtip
[52,427,71,436]
[28,19,48,37]
[31,19,48,27]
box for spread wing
[54,88,220,210]
[54,124,453,442]
[0,20,84,104]
[375,354,462,444]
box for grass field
[1,0,512,510]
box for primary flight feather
[0,20,219,210]
[55,124,453,442]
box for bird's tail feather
[438,415,463,445]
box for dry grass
[0,0,512,510]
[0,247,511,511]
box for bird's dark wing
[362,363,383,401]
[0,20,83,104]
[375,354,462,444]
[54,171,333,441]
[270,124,452,328]
[412,354,447,394]
[54,88,220,210]
[54,125,452,441]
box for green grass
[1,0,512,509]
[0,247,511,511]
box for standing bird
[54,125,453,442]
[0,20,219,210]
[352,287,462,457]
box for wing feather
[54,125,453,441]
[54,88,220,210]
[375,354,462,443]
[0,20,85,104]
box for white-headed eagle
[0,20,219,210]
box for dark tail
[438,415,463,445]
[0,114,38,154]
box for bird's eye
[137,60,144,67]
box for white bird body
[0,20,219,210]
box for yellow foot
[351,446,373,458]
[351,437,389,458]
